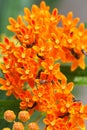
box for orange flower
[61,12,80,31]
[19,90,36,112]
[0,72,24,98]
[44,114,68,130]
[32,84,54,112]
[71,54,85,71]
[0,1,87,130]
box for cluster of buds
[3,110,39,130]
[0,1,87,130]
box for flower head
[0,1,87,130]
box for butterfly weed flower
[0,1,87,130]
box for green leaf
[0,100,20,119]
[0,119,12,130]
[0,93,20,129]
[0,69,4,79]
[61,66,87,85]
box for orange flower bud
[2,128,11,130]
[12,122,24,130]
[28,122,40,130]
[18,110,30,122]
[4,110,16,122]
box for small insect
[26,42,35,48]
[70,48,80,59]
[37,53,45,60]
[59,112,70,118]
[82,49,87,56]
[72,97,80,102]
[15,35,22,44]
[39,79,48,84]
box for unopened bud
[18,110,30,122]
[12,122,24,130]
[2,128,11,130]
[4,110,16,122]
[28,122,40,130]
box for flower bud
[2,128,11,130]
[18,110,30,122]
[4,110,16,122]
[28,122,40,130]
[12,122,24,130]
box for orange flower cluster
[0,1,87,130]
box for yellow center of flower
[6,81,10,86]
[21,53,25,58]
[25,69,30,74]
[6,64,10,69]
[49,65,53,70]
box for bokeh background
[0,0,87,129]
